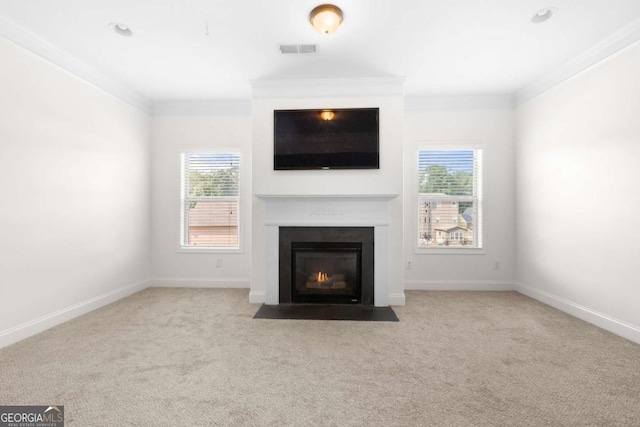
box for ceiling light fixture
[309,4,344,35]
[109,22,133,37]
[531,7,557,24]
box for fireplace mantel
[255,194,399,198]
[256,194,398,226]
[256,194,398,307]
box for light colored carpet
[1,289,639,426]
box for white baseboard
[150,277,250,288]
[404,280,514,291]
[388,292,406,306]
[515,282,640,345]
[0,278,150,349]
[249,291,265,304]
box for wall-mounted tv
[274,108,379,170]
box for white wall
[150,114,252,287]
[0,37,151,347]
[250,92,405,304]
[3,19,636,348]
[403,107,516,289]
[515,41,640,343]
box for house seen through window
[181,153,240,249]
[418,149,482,248]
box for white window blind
[181,153,240,248]
[418,149,482,248]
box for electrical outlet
[406,260,412,269]
[493,261,500,270]
[215,258,223,268]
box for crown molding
[516,16,640,105]
[4,8,639,115]
[404,94,515,111]
[251,77,406,99]
[151,99,251,116]
[0,15,151,113]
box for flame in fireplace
[317,272,328,282]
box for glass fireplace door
[291,243,362,304]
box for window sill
[414,247,485,255]
[178,247,243,254]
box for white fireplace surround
[256,194,399,307]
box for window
[181,153,240,249]
[417,149,482,248]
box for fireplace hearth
[279,227,374,305]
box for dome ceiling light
[309,4,344,35]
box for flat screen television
[274,108,379,170]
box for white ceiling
[1,0,640,104]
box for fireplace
[292,242,361,304]
[254,194,400,307]
[279,227,374,305]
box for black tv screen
[274,108,379,170]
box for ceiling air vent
[298,44,317,54]
[279,44,318,54]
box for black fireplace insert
[279,227,374,305]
